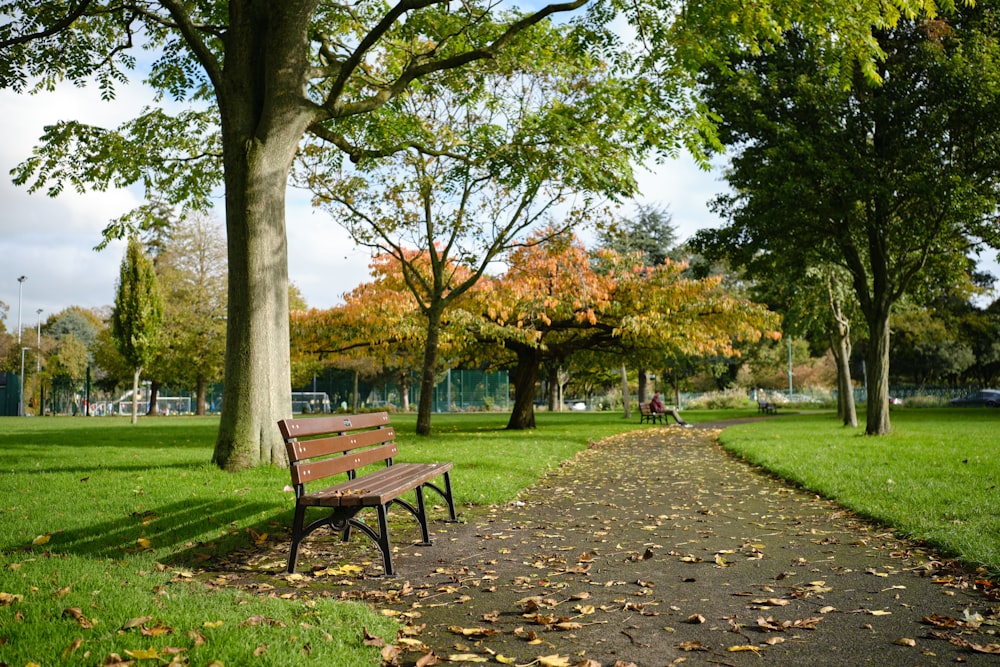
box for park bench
[277,412,457,576]
[639,401,693,427]
[757,399,778,415]
[638,402,662,424]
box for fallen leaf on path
[447,626,500,637]
[674,640,709,651]
[728,645,763,654]
[445,653,487,662]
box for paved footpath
[295,425,1000,666]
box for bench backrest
[638,402,651,414]
[277,412,397,487]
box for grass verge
[717,408,1000,574]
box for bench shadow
[6,497,285,561]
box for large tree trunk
[213,139,295,468]
[211,6,316,470]
[146,379,160,416]
[507,347,541,430]
[416,304,445,435]
[865,310,892,434]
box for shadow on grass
[6,497,288,562]
[0,460,211,476]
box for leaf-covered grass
[718,408,1000,574]
[0,410,702,666]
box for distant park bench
[638,402,662,424]
[757,399,778,415]
[277,412,456,576]
[639,401,693,427]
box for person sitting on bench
[649,391,693,427]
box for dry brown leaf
[139,620,173,637]
[922,614,961,628]
[728,645,762,654]
[674,640,709,651]
[535,655,572,667]
[445,653,487,662]
[62,608,94,629]
[0,592,24,605]
[447,626,499,637]
[554,621,584,631]
[894,638,917,647]
[122,615,154,630]
[684,614,706,624]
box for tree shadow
[6,497,285,560]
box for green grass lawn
[1,406,998,665]
[717,407,1000,573]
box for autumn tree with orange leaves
[291,252,474,410]
[475,230,780,429]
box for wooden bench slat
[289,442,399,485]
[285,426,395,462]
[278,412,391,440]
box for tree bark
[637,368,649,404]
[865,310,892,434]
[399,372,410,412]
[195,375,207,416]
[130,368,141,425]
[547,365,559,411]
[620,365,631,419]
[831,330,857,427]
[507,347,541,429]
[416,304,445,435]
[146,379,160,416]
[827,281,857,428]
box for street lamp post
[19,347,30,417]
[36,309,43,416]
[16,275,26,345]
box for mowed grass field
[0,407,997,665]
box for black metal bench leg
[442,471,457,521]
[287,504,307,574]
[414,486,432,546]
[375,505,395,576]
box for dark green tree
[695,11,1000,434]
[597,204,678,268]
[111,236,164,424]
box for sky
[0,80,730,337]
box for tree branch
[331,0,589,118]
[0,0,94,48]
[158,0,224,91]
